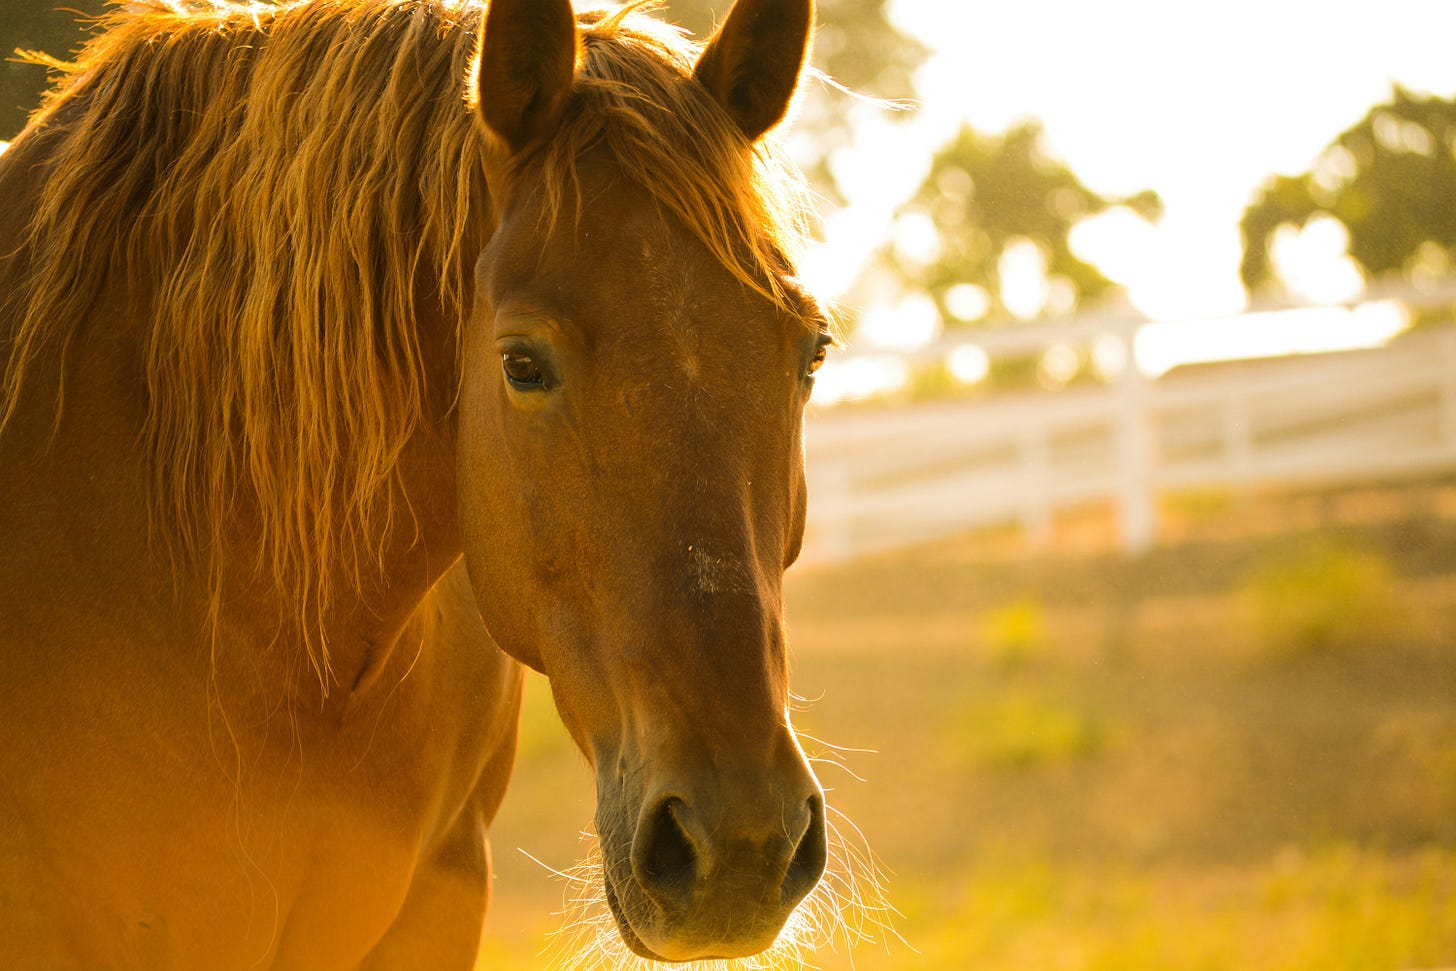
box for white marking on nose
[686,543,737,596]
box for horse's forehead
[573,222,782,415]
[492,162,793,360]
[633,232,714,345]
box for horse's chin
[603,868,675,962]
[603,868,778,964]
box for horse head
[458,0,829,960]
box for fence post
[1115,326,1157,556]
[1440,327,1456,450]
[1018,424,1052,549]
[1222,379,1254,495]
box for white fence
[801,321,1456,564]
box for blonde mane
[0,0,812,686]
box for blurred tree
[872,121,1161,325]
[1241,87,1456,293]
[1,0,107,139]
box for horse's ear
[693,0,814,142]
[475,0,578,153]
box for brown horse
[0,0,856,966]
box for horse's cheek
[456,413,543,671]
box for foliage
[871,121,1161,326]
[885,846,1456,971]
[947,689,1111,771]
[1238,538,1402,657]
[980,596,1049,670]
[1241,87,1456,293]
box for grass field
[477,481,1456,970]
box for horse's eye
[502,352,546,391]
[807,340,829,377]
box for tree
[1241,87,1456,294]
[872,120,1161,325]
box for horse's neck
[307,412,465,698]
[0,130,466,706]
[0,130,154,609]
[193,306,467,703]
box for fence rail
[801,323,1456,564]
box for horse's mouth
[604,868,750,964]
[603,867,675,962]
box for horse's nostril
[634,797,699,910]
[781,794,828,909]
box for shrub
[980,596,1049,671]
[948,689,1110,770]
[1239,539,1401,657]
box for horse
[0,0,853,966]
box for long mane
[0,0,811,686]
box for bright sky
[803,0,1456,328]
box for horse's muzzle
[599,753,828,961]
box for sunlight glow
[944,281,992,322]
[946,343,991,385]
[890,208,942,267]
[1067,206,1158,287]
[998,238,1051,320]
[1091,331,1130,381]
[1134,301,1412,377]
[792,1,1456,408]
[806,0,1456,373]
[1037,341,1081,388]
[1269,215,1365,304]
[857,293,941,350]
[811,355,911,406]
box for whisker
[795,731,880,758]
[536,804,899,971]
[517,846,595,885]
[808,755,869,785]
[787,689,826,711]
